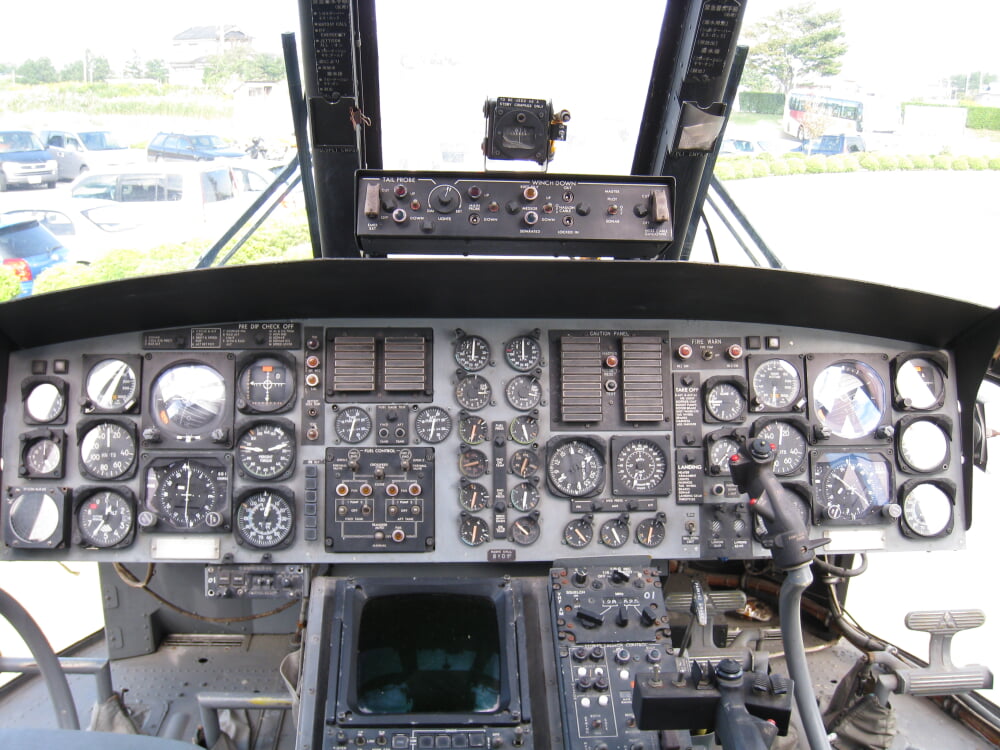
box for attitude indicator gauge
[150,364,227,437]
[812,360,886,439]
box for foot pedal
[889,609,993,696]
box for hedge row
[902,101,1000,131]
[738,91,785,115]
[714,153,1000,180]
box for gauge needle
[264,495,273,518]
[183,462,193,525]
[611,527,622,544]
[575,528,587,542]
[645,527,654,544]
[471,524,479,543]
[269,442,288,451]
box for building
[168,25,251,87]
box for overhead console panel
[1,306,970,565]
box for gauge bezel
[749,416,810,477]
[509,448,541,479]
[806,354,890,442]
[509,481,540,512]
[545,435,606,498]
[895,415,952,474]
[19,428,66,479]
[747,355,805,413]
[235,418,296,481]
[508,415,540,446]
[563,516,594,548]
[333,406,373,444]
[890,351,949,412]
[143,354,235,448]
[810,448,894,526]
[504,334,542,372]
[610,434,671,496]
[599,516,630,548]
[76,417,139,481]
[454,373,493,411]
[233,487,295,549]
[414,406,452,444]
[72,486,137,550]
[454,333,491,372]
[458,448,489,479]
[458,513,491,546]
[702,376,748,424]
[509,513,541,545]
[635,514,667,548]
[21,376,69,426]
[82,354,142,414]
[898,478,956,539]
[142,454,232,532]
[458,414,489,445]
[459,480,490,512]
[3,486,70,549]
[235,352,297,414]
[504,375,542,411]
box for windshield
[192,135,231,149]
[79,131,124,150]
[0,131,45,152]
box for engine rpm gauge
[812,361,886,439]
[414,407,452,443]
[547,439,605,497]
[236,422,295,480]
[753,420,807,476]
[77,490,134,548]
[505,375,542,411]
[455,374,492,411]
[504,335,542,371]
[334,406,372,443]
[80,421,137,480]
[751,359,801,410]
[86,359,138,411]
[615,438,667,492]
[705,382,746,422]
[455,334,490,371]
[238,357,294,413]
[895,358,945,410]
[151,364,227,435]
[235,490,294,548]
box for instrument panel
[1,317,966,564]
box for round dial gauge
[635,516,666,548]
[812,361,886,439]
[814,453,892,522]
[753,421,807,476]
[505,336,542,371]
[895,358,945,410]
[9,491,61,544]
[599,516,630,548]
[80,421,137,480]
[510,515,540,545]
[705,382,745,422]
[151,364,227,434]
[26,438,62,475]
[510,448,540,478]
[455,335,490,371]
[460,482,490,512]
[86,359,138,411]
[708,437,741,476]
[458,414,489,445]
[26,383,64,423]
[455,374,492,411]
[752,359,801,410]
[615,439,667,492]
[235,490,294,548]
[459,449,488,479]
[150,460,226,529]
[414,407,452,443]
[548,440,605,497]
[902,483,952,537]
[77,490,133,548]
[238,357,294,413]
[509,482,539,512]
[899,420,949,472]
[237,422,295,480]
[459,515,490,546]
[505,375,542,411]
[334,406,372,443]
[508,415,539,445]
[563,517,594,548]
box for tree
[743,3,847,94]
[202,47,285,87]
[15,57,58,84]
[123,54,143,79]
[90,56,112,83]
[145,59,169,84]
[60,61,84,82]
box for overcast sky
[3,0,999,95]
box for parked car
[41,129,140,180]
[0,130,58,191]
[792,134,866,156]
[146,132,246,162]
[0,218,70,296]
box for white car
[41,129,142,181]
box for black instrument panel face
[1,320,966,563]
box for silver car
[41,129,138,181]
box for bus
[783,88,901,140]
